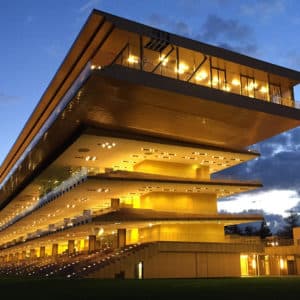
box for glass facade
[93,29,295,108]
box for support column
[52,243,58,256]
[111,198,120,209]
[9,253,14,262]
[117,228,126,249]
[22,250,27,260]
[88,235,96,253]
[40,246,46,258]
[16,252,22,261]
[68,240,75,255]
[30,249,36,259]
[196,166,210,180]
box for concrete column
[52,243,58,256]
[40,246,46,258]
[68,240,75,255]
[22,251,27,260]
[111,198,120,209]
[30,249,36,259]
[88,235,96,253]
[95,240,101,250]
[117,228,126,249]
[196,166,210,180]
[16,252,22,261]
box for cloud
[196,14,257,55]
[214,127,300,190]
[0,93,20,105]
[78,0,101,14]
[240,0,285,19]
[218,189,300,217]
[148,13,257,55]
[284,49,300,70]
[148,13,191,37]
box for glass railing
[0,168,90,233]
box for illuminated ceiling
[0,133,258,232]
[0,172,261,246]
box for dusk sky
[1,0,300,230]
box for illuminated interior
[92,28,296,108]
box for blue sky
[1,0,300,229]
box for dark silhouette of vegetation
[225,220,272,238]
[277,212,300,239]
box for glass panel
[211,67,226,91]
[194,58,211,87]
[92,28,296,109]
[270,83,281,104]
[241,75,255,98]
[153,45,177,79]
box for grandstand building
[1,10,300,278]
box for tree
[244,225,254,236]
[224,224,242,235]
[258,220,272,238]
[277,212,300,239]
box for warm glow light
[223,85,231,92]
[280,258,285,269]
[260,86,268,93]
[159,55,168,66]
[195,71,208,81]
[247,82,258,90]
[212,77,219,86]
[232,79,240,86]
[127,55,139,64]
[98,228,104,236]
[252,257,257,269]
[176,63,189,74]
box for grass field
[1,277,300,299]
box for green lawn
[1,277,300,299]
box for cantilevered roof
[2,9,300,187]
[1,9,300,213]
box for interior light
[101,142,116,149]
[159,55,168,66]
[223,85,231,92]
[260,86,268,93]
[252,257,257,269]
[232,79,240,86]
[212,77,219,86]
[176,63,189,74]
[127,55,139,64]
[280,258,285,269]
[195,71,208,81]
[248,82,257,90]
